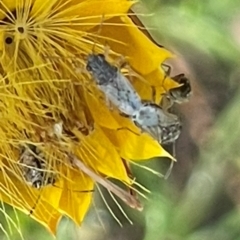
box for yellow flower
[0,0,180,235]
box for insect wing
[99,71,141,116]
[116,72,142,112]
[87,54,118,85]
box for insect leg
[151,86,157,102]
[162,63,172,76]
[117,113,141,136]
[115,55,127,69]
[116,127,141,136]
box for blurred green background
[1,0,240,239]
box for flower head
[0,0,184,235]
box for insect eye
[86,64,92,72]
[97,54,105,59]
[179,77,188,85]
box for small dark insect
[159,69,191,179]
[161,73,192,110]
[86,53,142,116]
[18,144,56,189]
[169,74,192,103]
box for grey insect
[86,54,142,116]
[131,101,181,145]
[86,53,182,145]
[18,145,56,189]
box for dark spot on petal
[5,36,13,44]
[17,26,24,33]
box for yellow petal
[94,15,172,75]
[112,110,141,133]
[132,69,181,103]
[58,168,94,224]
[31,0,134,36]
[0,0,16,20]
[31,0,59,19]
[30,199,62,235]
[84,89,120,129]
[102,128,173,160]
[0,169,61,235]
[76,126,129,183]
[55,0,134,18]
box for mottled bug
[21,144,94,215]
[131,101,181,145]
[18,144,57,189]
